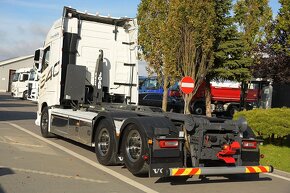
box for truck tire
[191,103,205,115]
[21,90,28,100]
[40,107,54,138]
[227,105,239,117]
[95,119,117,166]
[121,124,149,176]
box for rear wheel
[22,90,28,100]
[95,119,117,166]
[227,105,239,117]
[191,103,205,115]
[122,124,149,176]
[40,107,54,138]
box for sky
[0,0,281,62]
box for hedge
[233,108,290,140]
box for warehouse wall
[0,57,34,92]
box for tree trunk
[184,94,191,114]
[162,77,169,112]
[205,79,212,117]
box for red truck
[190,80,271,116]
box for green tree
[164,0,216,114]
[233,0,272,110]
[137,0,177,111]
[273,0,290,55]
[253,0,290,83]
[138,0,216,114]
[203,0,252,116]
[234,0,272,55]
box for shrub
[233,108,290,142]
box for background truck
[190,80,272,116]
[11,67,32,99]
[34,6,272,179]
[27,69,39,102]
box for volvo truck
[11,68,32,99]
[34,7,272,178]
[27,69,39,102]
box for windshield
[29,71,36,81]
[12,73,20,82]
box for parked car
[138,76,182,97]
[138,93,184,113]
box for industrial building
[0,55,34,92]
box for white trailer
[34,7,272,178]
[11,67,32,99]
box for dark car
[138,93,184,113]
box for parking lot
[0,92,289,193]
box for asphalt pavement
[0,92,289,193]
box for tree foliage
[273,0,290,55]
[211,0,252,82]
[138,0,216,114]
[164,0,216,114]
[253,0,290,83]
[234,0,272,55]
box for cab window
[42,46,50,72]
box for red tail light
[159,140,179,148]
[242,141,257,149]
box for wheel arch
[117,116,178,154]
[41,102,48,112]
[91,112,115,145]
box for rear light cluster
[242,141,257,149]
[159,140,179,148]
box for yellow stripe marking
[171,169,178,176]
[245,168,250,173]
[253,166,262,173]
[183,168,192,176]
[196,169,201,175]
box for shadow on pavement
[0,111,36,121]
[0,167,13,193]
[155,175,272,185]
[0,186,6,193]
[0,103,37,108]
[0,167,14,177]
[0,93,17,101]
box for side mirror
[34,48,44,72]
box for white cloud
[0,20,49,60]
[1,0,59,10]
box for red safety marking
[189,168,200,175]
[175,168,186,176]
[247,166,256,173]
[259,166,268,173]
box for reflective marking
[171,168,201,176]
[0,166,108,183]
[7,122,158,193]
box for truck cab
[27,69,40,102]
[11,68,32,99]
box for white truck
[34,7,272,178]
[11,67,32,99]
[27,69,40,102]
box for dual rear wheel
[94,120,149,175]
